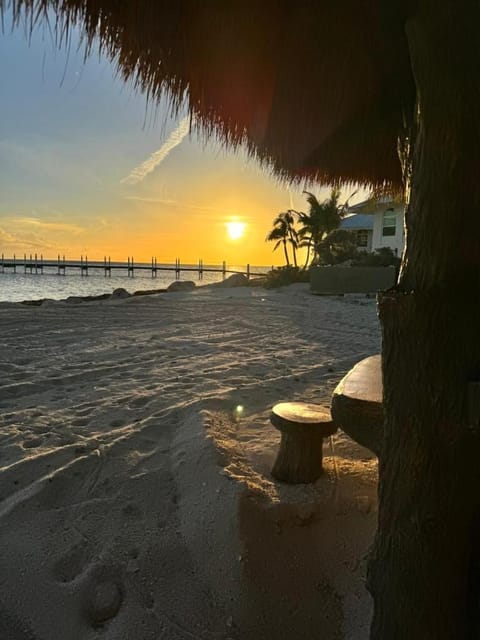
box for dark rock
[132,288,165,296]
[218,273,249,288]
[111,288,130,299]
[167,280,196,292]
[20,299,44,306]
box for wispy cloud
[15,218,84,234]
[121,117,190,185]
[0,226,16,244]
[122,194,226,215]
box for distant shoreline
[0,264,270,304]
[10,273,268,306]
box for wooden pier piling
[151,257,158,278]
[103,256,111,277]
[127,256,134,277]
[80,255,89,276]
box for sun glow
[226,221,246,240]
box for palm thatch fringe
[3,1,415,188]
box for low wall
[310,265,396,294]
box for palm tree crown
[297,188,343,266]
[266,210,298,267]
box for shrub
[263,266,310,289]
[317,229,360,265]
[352,246,401,268]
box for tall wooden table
[331,354,384,456]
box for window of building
[356,230,369,247]
[382,209,396,237]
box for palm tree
[297,188,357,267]
[297,188,341,266]
[266,210,298,267]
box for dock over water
[0,254,268,280]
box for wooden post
[246,263,250,279]
[40,254,43,274]
[85,255,88,276]
[63,255,66,275]
[13,254,16,273]
[222,260,226,279]
[270,403,337,483]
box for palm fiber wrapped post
[270,402,337,483]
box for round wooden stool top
[270,402,337,436]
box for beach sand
[0,283,379,640]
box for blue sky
[0,13,366,264]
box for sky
[0,13,367,266]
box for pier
[0,253,267,280]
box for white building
[341,199,405,256]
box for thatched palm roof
[7,1,415,188]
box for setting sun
[226,221,246,240]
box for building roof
[341,214,374,230]
[348,198,402,214]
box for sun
[226,221,246,240]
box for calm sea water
[0,262,269,302]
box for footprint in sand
[53,542,92,583]
[122,502,143,519]
[129,395,151,409]
[75,406,95,417]
[71,417,90,427]
[86,580,123,627]
[33,425,50,434]
[22,437,43,449]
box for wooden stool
[270,402,337,484]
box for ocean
[0,261,270,302]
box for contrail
[121,117,190,185]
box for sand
[0,283,380,640]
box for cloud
[15,218,84,234]
[0,226,16,244]
[0,225,55,251]
[122,194,225,214]
[121,117,190,185]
